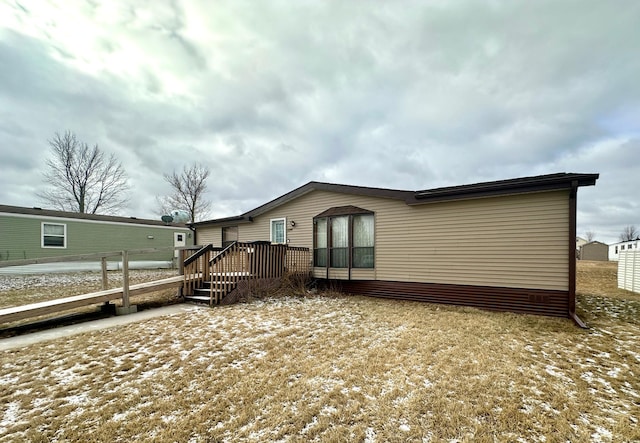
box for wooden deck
[0,275,184,324]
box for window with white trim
[42,222,66,248]
[270,218,286,244]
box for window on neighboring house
[313,207,374,269]
[615,246,618,254]
[222,226,238,248]
[270,218,286,244]
[42,223,66,248]
[621,245,625,251]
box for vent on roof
[33,207,42,210]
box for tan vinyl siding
[196,226,222,247]
[202,189,570,291]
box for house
[576,236,588,250]
[578,241,609,261]
[192,172,598,325]
[0,205,194,270]
[608,239,640,262]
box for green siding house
[0,205,193,267]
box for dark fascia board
[0,204,189,228]
[195,181,414,227]
[190,215,250,228]
[411,173,599,204]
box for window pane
[331,216,348,248]
[44,224,64,235]
[353,215,374,247]
[271,220,285,243]
[353,247,374,268]
[44,236,64,247]
[315,218,327,248]
[331,248,348,268]
[314,248,327,267]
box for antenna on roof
[161,215,174,225]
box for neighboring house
[0,205,193,269]
[609,238,640,261]
[578,241,609,261]
[576,236,588,250]
[193,172,598,324]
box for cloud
[0,0,638,242]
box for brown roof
[193,172,599,227]
[412,172,599,203]
[0,204,189,228]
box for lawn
[0,262,639,442]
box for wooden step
[202,281,238,287]
[194,287,225,294]
[184,295,210,303]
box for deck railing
[183,242,311,304]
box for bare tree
[160,163,211,222]
[620,225,638,242]
[38,131,129,214]
[585,231,596,242]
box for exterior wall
[0,213,192,262]
[576,237,588,250]
[579,242,609,261]
[196,225,223,247]
[618,250,640,294]
[203,189,570,292]
[609,240,640,261]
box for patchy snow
[364,427,377,443]
[591,426,613,442]
[0,269,176,292]
[0,401,20,434]
[0,293,638,441]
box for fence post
[116,250,137,315]
[101,257,108,290]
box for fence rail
[618,250,640,294]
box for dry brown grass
[0,262,638,442]
[0,270,180,333]
[577,260,637,300]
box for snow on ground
[0,269,176,292]
[0,293,638,441]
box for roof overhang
[410,173,599,205]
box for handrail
[184,244,214,267]
[0,247,175,268]
[208,242,238,265]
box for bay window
[313,207,374,269]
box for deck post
[116,250,137,315]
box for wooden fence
[618,250,640,294]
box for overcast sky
[1,1,638,244]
